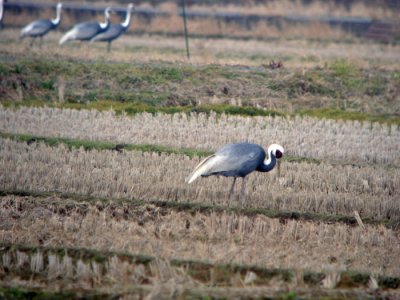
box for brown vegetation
[2,243,399,299]
[1,28,400,70]
[1,195,399,278]
[0,138,399,220]
[1,5,400,294]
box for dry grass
[137,13,354,41]
[1,28,400,69]
[1,106,399,166]
[11,0,400,20]
[0,4,356,42]
[5,0,399,45]
[2,243,399,299]
[0,138,399,220]
[188,0,400,20]
[1,195,399,278]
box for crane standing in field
[186,143,284,206]
[0,0,4,29]
[20,2,63,47]
[59,6,111,45]
[91,3,134,52]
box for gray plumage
[187,142,284,205]
[59,7,111,45]
[0,0,4,29]
[91,4,134,52]
[20,3,63,46]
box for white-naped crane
[0,0,5,29]
[59,6,111,45]
[186,143,284,206]
[91,3,134,52]
[20,2,63,47]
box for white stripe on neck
[122,11,131,28]
[51,5,62,25]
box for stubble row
[1,106,399,166]
[1,138,398,220]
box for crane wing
[21,20,51,36]
[91,25,123,42]
[186,154,216,184]
[186,151,259,184]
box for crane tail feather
[186,154,216,184]
[59,29,76,45]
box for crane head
[105,6,112,16]
[269,144,284,159]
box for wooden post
[182,0,190,59]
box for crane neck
[0,0,4,24]
[257,152,277,173]
[100,9,111,30]
[122,7,133,28]
[51,4,62,26]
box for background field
[1,0,400,299]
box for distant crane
[186,143,284,205]
[91,3,134,52]
[59,6,111,45]
[20,2,63,47]
[0,0,4,29]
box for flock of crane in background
[19,2,134,52]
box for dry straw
[0,138,399,219]
[1,28,400,69]
[1,195,399,277]
[1,106,399,166]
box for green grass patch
[299,108,400,125]
[0,131,213,158]
[0,287,77,300]
[331,59,360,78]
[2,98,285,118]
[1,56,398,120]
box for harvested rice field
[1,0,400,299]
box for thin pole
[182,0,190,59]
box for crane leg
[30,37,35,46]
[107,42,111,53]
[39,36,43,48]
[239,177,247,206]
[227,177,237,206]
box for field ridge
[1,242,399,290]
[1,56,400,123]
[3,131,395,169]
[1,189,397,229]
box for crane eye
[275,150,283,158]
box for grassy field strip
[1,55,400,120]
[1,138,399,220]
[0,130,337,165]
[1,242,399,291]
[0,189,396,228]
[1,194,399,277]
[1,106,399,166]
[2,129,399,169]
[2,29,400,69]
[0,131,213,159]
